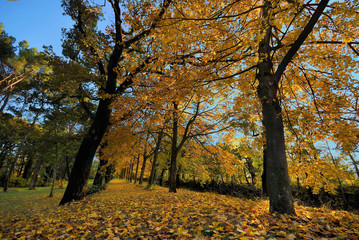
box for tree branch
[274,0,329,84]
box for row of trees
[1,0,359,214]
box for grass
[0,186,66,220]
[0,180,93,220]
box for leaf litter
[0,180,358,239]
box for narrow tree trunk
[105,163,114,184]
[28,159,42,190]
[93,159,106,187]
[4,109,41,192]
[146,131,163,189]
[349,153,359,178]
[65,155,71,180]
[22,153,33,180]
[129,160,134,182]
[243,168,250,185]
[139,151,148,185]
[159,168,165,186]
[3,157,16,192]
[93,145,107,187]
[261,145,268,196]
[169,102,178,193]
[16,156,25,177]
[134,155,140,183]
[0,93,10,113]
[49,152,58,197]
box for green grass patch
[0,186,66,220]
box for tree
[59,0,173,205]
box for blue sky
[0,0,112,55]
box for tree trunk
[3,157,16,192]
[134,154,140,183]
[22,153,34,180]
[259,88,295,214]
[146,131,163,189]
[105,163,114,184]
[129,160,134,182]
[169,102,178,193]
[349,153,359,178]
[256,1,294,214]
[256,0,328,214]
[28,159,42,190]
[159,168,165,186]
[16,156,25,177]
[261,145,268,196]
[243,168,250,185]
[49,155,58,197]
[93,145,107,187]
[59,98,112,205]
[0,93,10,113]
[139,151,148,185]
[93,159,106,187]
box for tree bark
[59,98,112,205]
[93,159,107,187]
[159,168,165,186]
[349,153,359,178]
[22,152,33,180]
[93,145,107,187]
[256,0,328,214]
[169,102,179,193]
[139,150,148,185]
[261,145,268,196]
[129,160,134,182]
[104,163,114,184]
[58,0,173,205]
[256,18,295,213]
[134,154,140,183]
[146,131,163,189]
[49,150,58,197]
[28,158,42,190]
[3,157,16,192]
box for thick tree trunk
[256,1,294,214]
[169,102,178,193]
[256,0,328,214]
[59,98,111,205]
[258,88,295,214]
[146,131,163,189]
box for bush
[8,176,27,187]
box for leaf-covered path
[1,180,358,239]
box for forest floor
[0,180,358,239]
